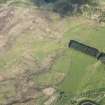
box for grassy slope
[59,18,105,93]
[38,17,105,93]
[55,18,105,104]
[0,1,105,104]
[33,17,105,104]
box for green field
[57,18,105,104]
[59,18,105,93]
[27,17,105,104]
[37,18,105,91]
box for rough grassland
[0,1,105,105]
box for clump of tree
[53,0,99,16]
[53,0,74,16]
[32,0,99,16]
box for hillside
[0,0,105,105]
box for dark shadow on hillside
[31,0,81,17]
[31,0,98,17]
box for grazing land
[0,0,105,105]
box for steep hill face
[0,5,62,53]
[0,1,105,105]
[0,2,66,105]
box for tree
[53,0,73,16]
[31,0,99,16]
